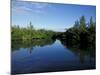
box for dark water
[11,39,95,74]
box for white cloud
[12,0,51,14]
[12,6,33,14]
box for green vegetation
[11,22,55,40]
[59,16,96,50]
[12,16,95,51]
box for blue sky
[12,0,96,32]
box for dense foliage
[60,16,96,50]
[11,22,55,40]
[12,16,96,51]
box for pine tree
[74,20,79,28]
[79,16,86,32]
[90,16,94,28]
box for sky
[12,0,96,32]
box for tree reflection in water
[12,38,95,63]
[59,38,95,65]
[12,39,56,54]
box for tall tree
[74,20,80,28]
[90,16,94,28]
[79,16,86,31]
[28,21,34,30]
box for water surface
[11,39,95,74]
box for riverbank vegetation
[59,16,96,50]
[11,22,56,40]
[12,16,96,50]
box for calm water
[11,39,95,74]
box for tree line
[12,16,96,50]
[11,22,55,40]
[59,16,96,50]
